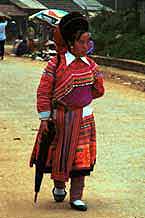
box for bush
[89,9,145,61]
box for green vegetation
[89,9,145,62]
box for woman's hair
[53,25,67,53]
[59,12,89,47]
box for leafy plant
[89,9,145,61]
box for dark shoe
[52,187,67,202]
[70,200,87,211]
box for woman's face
[71,32,90,57]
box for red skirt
[30,107,96,181]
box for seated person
[13,35,29,56]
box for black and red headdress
[53,12,89,53]
[59,12,89,46]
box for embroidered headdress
[53,12,89,53]
[59,12,89,46]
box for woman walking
[0,17,7,60]
[30,12,105,211]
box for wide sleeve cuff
[38,111,51,120]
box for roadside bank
[5,44,145,92]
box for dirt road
[0,56,145,218]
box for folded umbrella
[34,167,43,203]
[34,121,56,203]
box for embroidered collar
[65,51,90,66]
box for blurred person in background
[0,17,7,60]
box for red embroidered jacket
[37,54,104,119]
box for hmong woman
[30,12,105,211]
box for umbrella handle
[34,192,38,203]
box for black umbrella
[34,120,56,203]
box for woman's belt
[52,99,77,112]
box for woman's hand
[40,120,49,133]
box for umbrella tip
[34,192,38,203]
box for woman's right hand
[40,120,49,133]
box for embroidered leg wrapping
[54,180,66,189]
[70,176,85,202]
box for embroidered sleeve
[37,56,57,119]
[92,63,105,99]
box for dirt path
[0,56,145,218]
